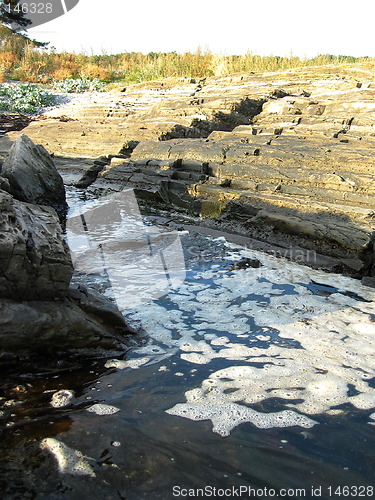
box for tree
[0,1,31,32]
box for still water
[0,189,374,499]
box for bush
[52,77,106,93]
[0,82,56,114]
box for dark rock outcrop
[0,284,130,354]
[358,231,375,278]
[0,192,132,353]
[1,134,68,220]
[0,189,72,301]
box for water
[0,190,374,499]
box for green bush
[0,82,56,114]
[52,77,106,93]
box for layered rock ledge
[8,64,375,278]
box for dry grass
[0,25,374,84]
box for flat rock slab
[9,65,375,158]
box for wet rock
[0,174,10,192]
[1,134,68,220]
[75,160,108,189]
[0,284,131,353]
[361,276,375,288]
[358,231,375,277]
[0,189,73,301]
[228,257,262,270]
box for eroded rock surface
[0,189,72,301]
[9,65,375,274]
[0,191,132,353]
[0,284,130,354]
[1,134,68,219]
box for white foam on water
[50,390,75,408]
[104,357,150,369]
[40,438,95,477]
[86,403,120,415]
[124,235,375,436]
[166,402,316,437]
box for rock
[0,192,133,354]
[75,162,105,188]
[361,276,375,288]
[1,134,68,220]
[67,284,127,329]
[0,284,131,353]
[358,231,375,277]
[0,189,73,301]
[7,66,375,272]
[0,175,10,192]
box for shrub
[52,77,106,93]
[0,82,56,114]
[0,51,18,71]
[80,63,111,80]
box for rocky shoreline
[0,135,133,359]
[7,64,373,280]
[1,64,374,358]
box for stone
[0,175,10,192]
[1,134,68,220]
[0,284,131,353]
[6,65,375,273]
[358,231,375,277]
[0,189,73,301]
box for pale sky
[28,0,375,58]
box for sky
[27,0,375,58]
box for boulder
[0,189,73,301]
[0,285,131,353]
[1,134,68,220]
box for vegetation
[0,0,32,32]
[0,21,374,92]
[1,45,374,85]
[0,82,55,113]
[52,77,106,93]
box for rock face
[8,64,375,275]
[0,189,72,301]
[1,134,68,220]
[0,285,130,354]
[0,192,132,353]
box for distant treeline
[0,24,374,84]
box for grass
[0,23,374,92]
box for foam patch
[104,357,150,369]
[124,234,375,436]
[86,403,120,415]
[40,438,95,477]
[166,402,316,437]
[50,390,75,408]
